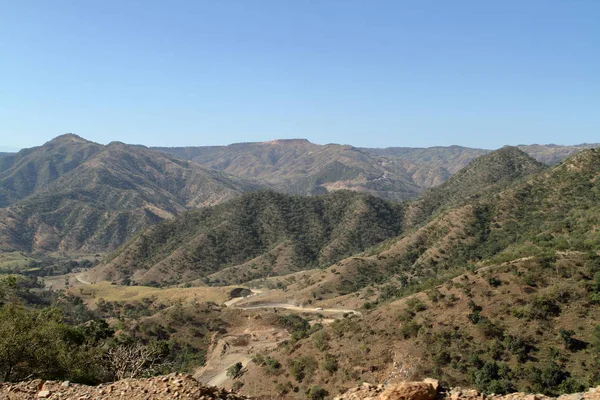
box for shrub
[307,386,329,400]
[226,362,243,378]
[312,330,330,352]
[322,353,338,373]
[288,356,317,382]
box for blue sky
[0,0,598,150]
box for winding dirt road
[235,303,360,315]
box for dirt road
[235,303,360,316]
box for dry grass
[70,282,236,306]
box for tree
[104,342,164,380]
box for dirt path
[76,273,92,285]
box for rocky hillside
[0,135,255,253]
[87,190,405,285]
[334,380,600,400]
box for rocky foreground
[1,375,599,400]
[0,373,249,400]
[334,380,600,400]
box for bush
[307,386,328,400]
[226,362,243,378]
[558,329,575,350]
[288,356,317,382]
[322,353,338,373]
[312,330,330,352]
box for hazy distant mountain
[0,134,255,253]
[153,140,423,202]
[154,141,598,198]
[360,145,490,187]
[0,134,103,207]
[517,143,600,164]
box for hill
[86,190,405,286]
[0,135,255,253]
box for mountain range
[0,134,597,254]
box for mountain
[404,146,546,228]
[87,147,544,287]
[154,141,597,201]
[153,140,423,202]
[0,135,255,253]
[236,148,600,399]
[360,145,490,187]
[0,134,103,207]
[86,190,405,286]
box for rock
[423,378,440,392]
[380,382,437,400]
[37,390,52,398]
[61,381,70,387]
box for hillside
[0,136,255,253]
[86,190,405,286]
[233,148,600,398]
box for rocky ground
[333,380,600,400]
[1,375,598,400]
[0,373,250,400]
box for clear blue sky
[1,0,598,150]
